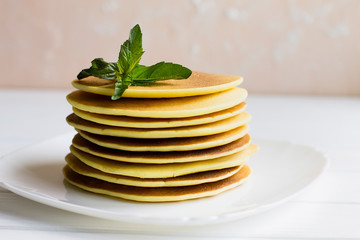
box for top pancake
[72,72,243,98]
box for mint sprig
[77,24,192,100]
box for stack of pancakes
[64,72,258,202]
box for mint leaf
[132,62,192,82]
[77,58,118,80]
[112,75,132,100]
[118,24,144,74]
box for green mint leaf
[117,24,144,74]
[77,58,118,80]
[112,75,132,100]
[132,62,192,82]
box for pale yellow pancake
[69,144,257,178]
[72,72,243,98]
[71,134,251,163]
[65,153,243,187]
[66,88,247,118]
[66,112,251,139]
[77,125,249,152]
[72,102,246,128]
[63,165,251,202]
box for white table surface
[0,89,359,240]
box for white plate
[0,132,327,226]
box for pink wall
[1,0,359,95]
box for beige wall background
[1,0,359,95]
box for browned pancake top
[72,72,242,96]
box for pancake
[65,153,243,187]
[72,102,246,128]
[71,133,251,163]
[66,112,251,138]
[69,144,258,178]
[63,164,251,202]
[77,125,249,152]
[66,88,247,118]
[71,71,243,98]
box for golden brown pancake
[72,102,246,128]
[65,153,244,187]
[66,88,247,118]
[63,164,251,202]
[69,144,257,178]
[71,133,251,163]
[71,71,243,98]
[76,125,249,152]
[66,112,251,138]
